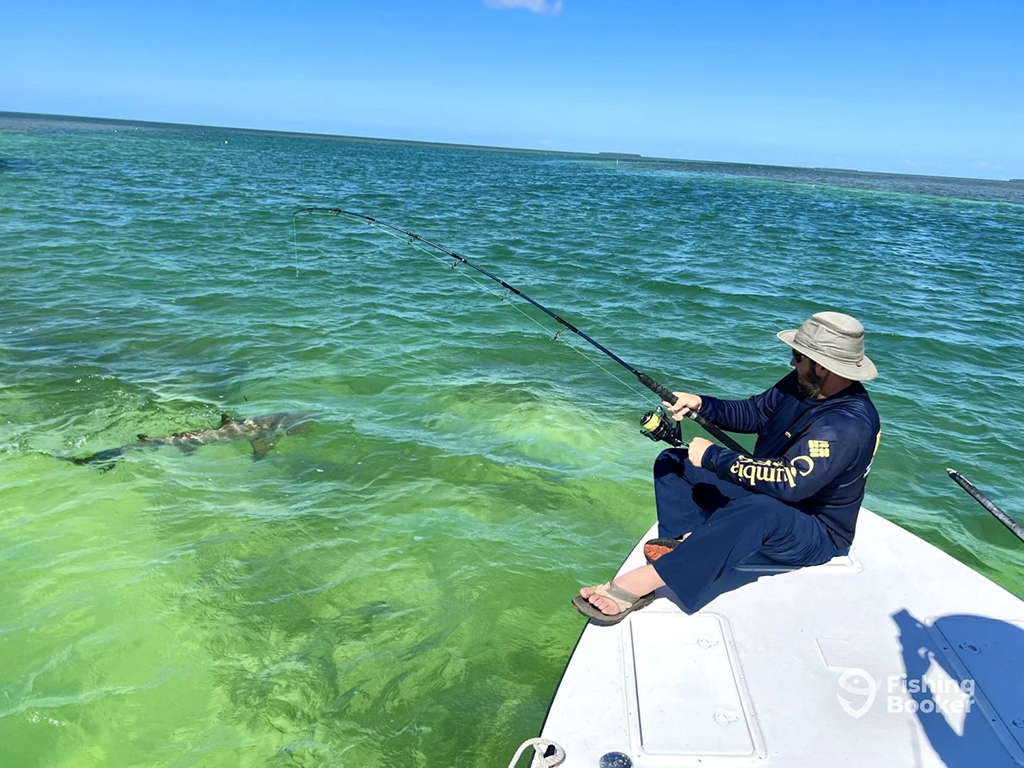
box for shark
[63,412,313,469]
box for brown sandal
[571,579,655,626]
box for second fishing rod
[292,207,748,455]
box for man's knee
[654,448,688,479]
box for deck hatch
[625,612,765,761]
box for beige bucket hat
[777,311,877,381]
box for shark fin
[249,438,275,461]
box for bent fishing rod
[292,207,747,454]
[947,469,1024,545]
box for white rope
[506,737,566,768]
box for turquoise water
[2,113,1023,767]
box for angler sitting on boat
[573,311,881,624]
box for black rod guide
[292,207,748,454]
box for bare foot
[579,566,667,616]
[578,585,623,616]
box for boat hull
[541,508,1024,767]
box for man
[573,311,881,625]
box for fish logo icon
[837,668,878,719]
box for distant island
[597,152,642,159]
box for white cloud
[484,0,563,15]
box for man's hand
[688,437,713,467]
[663,392,702,421]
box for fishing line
[362,216,655,403]
[291,207,748,453]
[293,211,649,401]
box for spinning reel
[639,406,685,448]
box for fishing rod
[292,207,748,454]
[947,468,1024,545]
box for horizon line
[1,110,1017,184]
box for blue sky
[3,0,1022,179]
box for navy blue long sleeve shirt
[698,371,880,548]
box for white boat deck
[541,509,1024,767]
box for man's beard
[798,367,830,398]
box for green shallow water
[1,113,1023,767]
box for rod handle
[947,468,1024,544]
[636,373,677,405]
[690,412,749,454]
